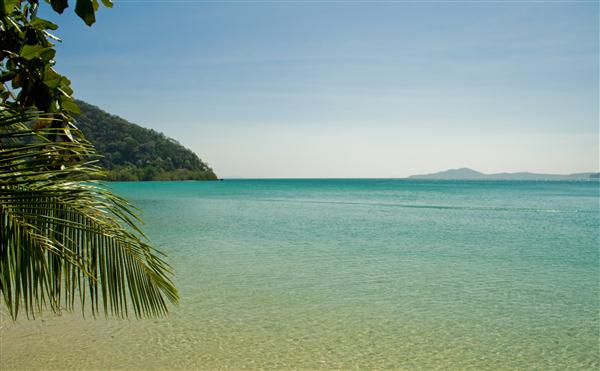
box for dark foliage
[74,100,218,181]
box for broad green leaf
[20,45,56,61]
[40,48,57,62]
[42,68,63,89]
[61,98,81,115]
[58,84,74,96]
[49,0,69,14]
[75,0,96,26]
[31,17,59,31]
[101,0,113,8]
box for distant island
[75,101,218,181]
[409,167,599,180]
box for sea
[1,179,598,370]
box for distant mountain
[74,100,218,181]
[410,168,486,179]
[409,167,599,180]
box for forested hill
[74,100,218,181]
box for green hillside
[74,100,218,181]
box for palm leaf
[0,110,178,319]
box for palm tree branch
[0,110,178,319]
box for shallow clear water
[2,179,599,370]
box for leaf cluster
[0,111,178,319]
[1,1,112,121]
[1,1,180,319]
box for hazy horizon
[219,167,599,180]
[44,2,598,178]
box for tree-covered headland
[75,100,218,181]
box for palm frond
[0,110,178,319]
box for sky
[43,1,598,178]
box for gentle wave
[254,198,576,213]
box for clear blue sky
[43,1,598,178]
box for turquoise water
[2,179,599,369]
